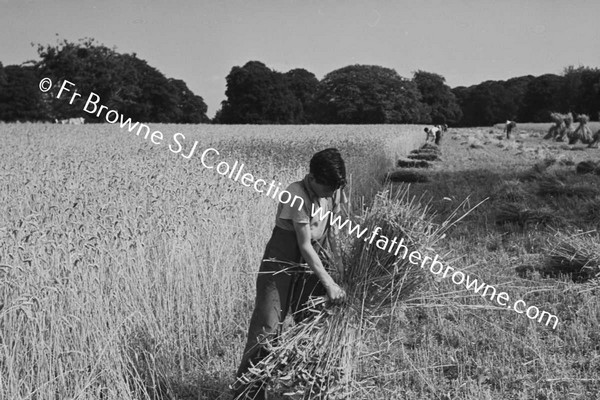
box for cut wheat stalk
[544,232,600,281]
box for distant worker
[424,126,439,143]
[504,120,517,139]
[435,127,443,146]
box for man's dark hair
[310,148,346,189]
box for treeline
[0,38,210,123]
[0,38,462,125]
[214,62,462,125]
[452,66,600,126]
[1,38,598,125]
[217,63,600,126]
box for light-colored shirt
[275,176,347,241]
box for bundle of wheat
[537,156,557,169]
[495,202,563,227]
[407,153,440,161]
[545,233,600,281]
[410,148,441,156]
[583,198,600,225]
[589,129,600,149]
[557,154,575,166]
[233,188,460,399]
[518,169,543,182]
[570,114,593,145]
[565,112,574,125]
[537,177,600,199]
[385,169,429,183]
[420,142,441,154]
[563,112,575,142]
[576,160,599,175]
[517,158,556,182]
[396,158,430,168]
[493,180,529,202]
[546,112,566,140]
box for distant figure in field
[424,126,440,144]
[434,126,443,145]
[504,120,517,139]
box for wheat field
[0,123,424,400]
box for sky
[2,0,600,118]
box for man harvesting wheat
[504,120,517,139]
[424,126,438,143]
[233,148,348,400]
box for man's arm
[293,220,346,304]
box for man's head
[308,148,346,198]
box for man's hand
[324,282,346,305]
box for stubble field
[0,122,599,400]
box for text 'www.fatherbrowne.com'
[310,204,559,330]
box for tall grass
[0,123,423,399]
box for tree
[561,66,600,119]
[503,75,535,120]
[168,78,210,123]
[413,70,462,125]
[452,76,542,127]
[216,61,301,124]
[519,74,564,122]
[453,81,515,126]
[284,68,319,123]
[0,65,47,121]
[312,64,428,124]
[34,37,208,123]
[121,54,181,122]
[0,62,6,86]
